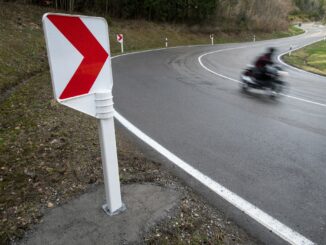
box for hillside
[292,0,326,20]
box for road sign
[43,13,125,215]
[43,14,113,117]
[116,34,124,53]
[117,34,123,43]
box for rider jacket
[254,53,275,82]
[255,53,273,70]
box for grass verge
[108,22,304,54]
[283,40,326,76]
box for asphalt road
[112,24,326,244]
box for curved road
[112,24,326,244]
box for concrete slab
[18,184,180,245]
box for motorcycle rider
[254,47,276,87]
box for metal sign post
[43,13,125,216]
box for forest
[6,0,326,31]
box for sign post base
[102,203,126,216]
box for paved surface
[113,24,326,244]
[18,184,180,245]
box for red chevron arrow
[117,34,123,42]
[47,15,108,100]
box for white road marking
[198,44,326,108]
[110,34,322,244]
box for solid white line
[198,45,326,108]
[114,111,314,245]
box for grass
[283,40,326,76]
[287,25,305,36]
[0,1,305,244]
[108,21,305,54]
[0,3,48,95]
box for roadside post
[117,34,124,53]
[165,37,168,48]
[289,45,293,56]
[253,35,256,42]
[210,34,214,45]
[42,13,125,216]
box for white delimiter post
[165,37,168,48]
[120,40,124,53]
[289,45,293,56]
[96,92,125,215]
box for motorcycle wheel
[241,81,249,92]
[269,84,283,99]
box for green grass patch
[255,25,304,40]
[108,23,305,54]
[283,40,326,76]
[288,25,305,36]
[0,3,49,95]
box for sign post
[96,93,123,215]
[117,34,124,53]
[42,13,125,215]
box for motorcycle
[240,64,288,98]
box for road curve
[112,24,326,244]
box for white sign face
[42,13,113,117]
[117,34,123,43]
